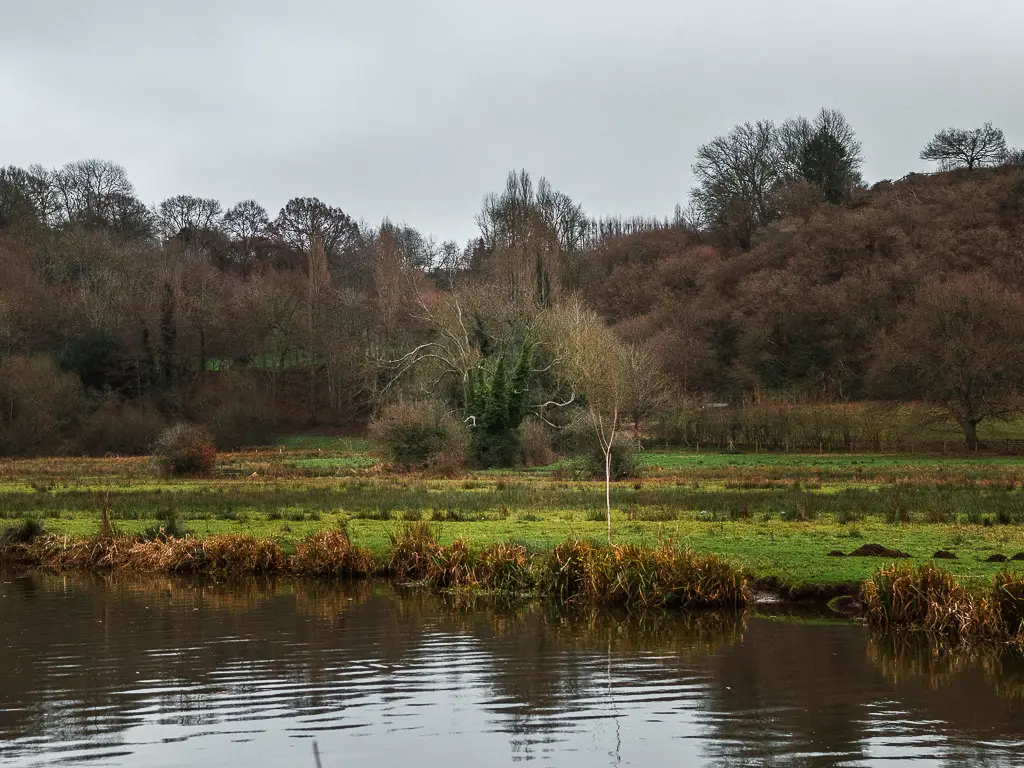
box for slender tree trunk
[605,446,612,543]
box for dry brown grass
[387,522,442,581]
[8,532,282,574]
[290,531,375,578]
[993,569,1024,639]
[475,542,534,592]
[862,563,1014,638]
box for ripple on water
[2,576,1024,767]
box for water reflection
[1,572,1022,767]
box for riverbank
[3,522,1024,641]
[6,516,1024,591]
[4,446,1024,637]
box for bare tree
[548,299,631,542]
[0,167,35,229]
[623,342,669,443]
[53,159,137,228]
[691,121,781,249]
[158,195,223,241]
[222,199,270,267]
[869,275,1024,450]
[920,122,1007,171]
[1003,147,1024,167]
[271,197,360,265]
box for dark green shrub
[574,432,642,481]
[152,423,217,477]
[369,400,467,473]
[464,341,535,468]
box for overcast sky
[2,0,1022,243]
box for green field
[3,443,1024,591]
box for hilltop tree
[158,194,224,242]
[271,197,360,266]
[52,159,146,232]
[921,123,1007,171]
[778,109,864,204]
[222,199,270,267]
[691,121,781,249]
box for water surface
[1,573,1022,767]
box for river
[1,573,1022,767]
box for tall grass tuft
[535,540,615,604]
[290,531,375,578]
[993,570,1024,639]
[426,538,477,588]
[862,564,984,637]
[388,521,441,581]
[476,542,535,593]
[609,544,749,610]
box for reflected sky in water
[1,573,1022,767]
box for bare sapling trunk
[597,406,619,544]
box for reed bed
[608,544,749,610]
[387,521,442,581]
[533,539,750,609]
[11,520,1023,633]
[475,542,534,592]
[862,563,1024,640]
[290,530,374,578]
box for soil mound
[848,543,911,558]
[1010,552,1024,561]
[986,553,1008,562]
[932,550,957,559]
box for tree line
[0,111,1022,458]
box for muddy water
[1,574,1022,767]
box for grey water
[1,574,1023,767]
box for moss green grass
[4,447,1024,592]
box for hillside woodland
[1,114,1023,458]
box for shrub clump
[862,563,986,637]
[369,400,467,474]
[388,521,442,581]
[476,542,535,593]
[993,570,1024,638]
[152,423,217,477]
[291,530,375,578]
[574,432,642,481]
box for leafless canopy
[920,122,1007,171]
[691,120,781,249]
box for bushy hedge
[152,423,217,477]
[369,400,468,473]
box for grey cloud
[2,0,1022,243]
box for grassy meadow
[3,438,1024,592]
